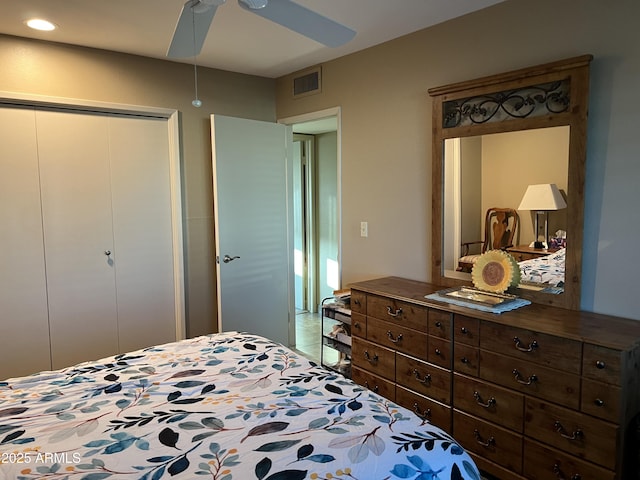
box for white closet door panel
[0,106,51,379]
[36,110,119,369]
[108,116,176,351]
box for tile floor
[293,311,321,363]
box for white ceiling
[0,0,504,78]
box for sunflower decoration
[471,249,521,293]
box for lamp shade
[518,183,567,211]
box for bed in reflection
[517,247,566,294]
[0,331,480,480]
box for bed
[517,247,566,293]
[0,331,480,480]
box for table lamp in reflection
[518,183,567,249]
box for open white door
[211,115,294,346]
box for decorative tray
[435,286,518,307]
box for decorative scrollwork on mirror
[428,55,592,310]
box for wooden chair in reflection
[457,207,519,273]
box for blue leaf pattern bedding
[518,247,566,291]
[0,332,480,480]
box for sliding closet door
[37,110,119,369]
[0,106,51,379]
[108,116,176,351]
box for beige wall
[482,127,569,244]
[0,34,276,336]
[275,0,640,320]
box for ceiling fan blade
[167,0,219,58]
[239,0,356,48]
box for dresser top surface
[349,276,640,350]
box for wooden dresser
[349,276,640,480]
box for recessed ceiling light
[25,18,57,31]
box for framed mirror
[428,55,592,310]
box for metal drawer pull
[460,357,470,364]
[413,403,431,419]
[595,360,605,369]
[554,421,584,441]
[473,429,495,448]
[594,398,605,407]
[553,463,582,480]
[512,369,537,385]
[353,322,361,330]
[434,348,442,356]
[364,381,379,393]
[386,331,403,343]
[353,299,361,306]
[364,351,378,364]
[434,321,442,328]
[386,306,402,317]
[460,327,469,334]
[513,336,538,352]
[412,369,431,384]
[473,391,496,408]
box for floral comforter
[0,332,480,480]
[518,247,566,291]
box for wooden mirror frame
[428,55,592,310]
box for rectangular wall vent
[293,67,321,97]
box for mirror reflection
[443,126,569,294]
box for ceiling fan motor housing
[239,0,269,9]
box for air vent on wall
[292,67,321,97]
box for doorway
[283,109,341,360]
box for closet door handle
[104,250,111,256]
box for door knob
[223,255,240,263]
[105,250,112,256]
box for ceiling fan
[167,0,356,58]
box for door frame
[279,107,343,300]
[0,91,186,340]
[293,133,317,313]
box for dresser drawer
[352,366,395,401]
[524,398,618,470]
[480,350,580,409]
[480,321,582,374]
[366,317,428,360]
[397,387,451,431]
[454,343,479,376]
[454,373,524,433]
[582,344,622,386]
[352,337,395,381]
[428,309,452,340]
[523,438,615,480]
[581,378,621,422]
[468,453,524,480]
[454,315,480,346]
[351,312,366,338]
[427,336,451,369]
[367,295,427,332]
[396,353,450,404]
[350,290,367,314]
[454,410,523,474]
